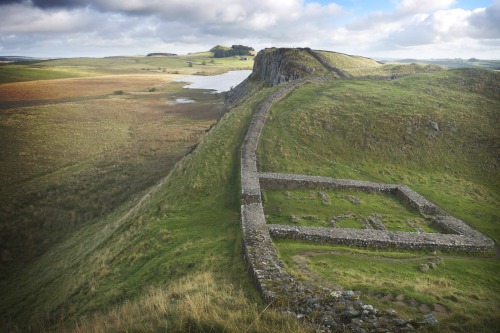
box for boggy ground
[0,73,224,271]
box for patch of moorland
[258,68,500,243]
[0,76,224,271]
[0,74,180,103]
[263,188,438,232]
[0,81,311,332]
[275,240,500,333]
[0,52,254,83]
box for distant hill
[389,58,500,70]
[0,56,47,62]
[146,52,177,57]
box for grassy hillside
[316,50,442,77]
[392,58,500,70]
[257,68,500,332]
[275,241,500,333]
[258,68,500,242]
[0,75,224,272]
[0,80,309,332]
[2,48,498,332]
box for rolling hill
[1,48,498,332]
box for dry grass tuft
[68,272,307,333]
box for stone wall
[269,225,493,254]
[302,47,350,78]
[238,78,437,331]
[258,172,494,253]
[240,80,310,205]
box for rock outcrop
[250,48,318,86]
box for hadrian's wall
[239,79,431,332]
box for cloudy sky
[1,0,499,59]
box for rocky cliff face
[225,48,318,106]
[250,48,317,86]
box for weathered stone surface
[419,264,430,272]
[269,224,493,253]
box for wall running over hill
[238,48,494,332]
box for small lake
[175,70,252,93]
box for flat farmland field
[0,73,224,270]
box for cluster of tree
[211,45,254,58]
[146,53,177,57]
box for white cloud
[396,0,455,14]
[468,1,500,38]
[0,0,498,59]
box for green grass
[258,68,500,243]
[255,66,499,332]
[275,240,500,333]
[0,52,255,83]
[0,80,305,332]
[0,64,93,83]
[2,51,499,333]
[263,189,437,232]
[393,58,500,71]
[0,79,225,269]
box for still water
[175,70,252,93]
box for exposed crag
[226,47,371,106]
[226,48,327,106]
[250,48,319,86]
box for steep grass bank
[0,77,223,272]
[1,82,308,332]
[256,68,499,332]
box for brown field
[0,74,223,270]
[0,74,180,102]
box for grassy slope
[316,50,443,77]
[393,58,500,70]
[0,82,308,332]
[0,52,254,83]
[257,68,500,332]
[258,68,500,242]
[2,50,498,332]
[0,75,225,270]
[276,241,500,333]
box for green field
[256,66,499,332]
[0,52,255,83]
[258,69,500,243]
[263,189,438,232]
[276,241,500,333]
[392,58,500,71]
[0,72,308,331]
